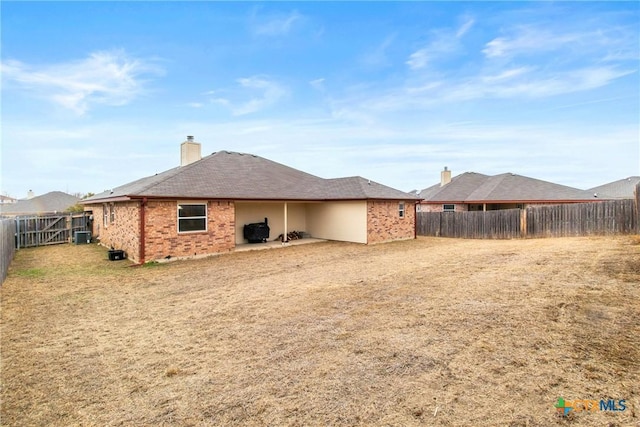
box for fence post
[634,182,640,234]
[520,208,527,238]
[67,214,72,243]
[15,217,20,250]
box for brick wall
[84,202,141,261]
[419,203,469,212]
[367,200,415,244]
[144,200,235,261]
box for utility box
[108,250,126,261]
[74,231,91,244]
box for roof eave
[81,195,136,204]
[82,195,419,203]
[421,198,603,204]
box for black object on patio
[243,217,270,243]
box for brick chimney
[441,167,451,187]
[180,136,202,166]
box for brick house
[82,137,418,263]
[417,167,599,212]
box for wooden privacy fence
[417,209,522,239]
[417,199,638,239]
[525,199,637,237]
[1,218,16,284]
[15,212,92,249]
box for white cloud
[0,50,163,115]
[481,24,634,60]
[361,35,396,68]
[329,62,633,117]
[482,26,581,58]
[481,67,532,83]
[482,66,635,99]
[406,20,468,71]
[406,48,430,71]
[251,10,304,36]
[208,76,287,116]
[456,16,475,38]
[309,78,325,90]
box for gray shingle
[420,172,599,203]
[588,176,640,199]
[0,192,79,215]
[84,151,418,203]
[418,172,490,201]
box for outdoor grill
[243,217,270,243]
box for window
[109,203,115,224]
[398,202,405,218]
[103,204,109,227]
[443,204,455,212]
[178,203,207,233]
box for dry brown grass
[1,236,639,426]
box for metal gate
[15,213,92,249]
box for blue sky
[1,1,638,199]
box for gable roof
[83,151,417,203]
[0,191,79,215]
[418,172,490,201]
[419,172,599,203]
[588,176,640,199]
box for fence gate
[15,213,92,249]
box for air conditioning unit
[74,231,91,244]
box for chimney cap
[187,135,194,142]
[444,166,448,171]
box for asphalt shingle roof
[0,192,79,215]
[419,172,599,203]
[84,151,417,203]
[418,172,489,201]
[588,176,640,199]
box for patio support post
[284,202,288,242]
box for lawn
[1,236,639,426]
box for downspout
[139,197,147,264]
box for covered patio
[235,237,327,252]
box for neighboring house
[588,176,640,199]
[0,191,79,216]
[418,167,599,212]
[82,137,418,263]
[0,195,17,204]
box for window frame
[398,202,405,218]
[103,204,109,227]
[443,204,455,212]
[109,203,115,224]
[177,202,208,233]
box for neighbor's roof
[588,176,640,199]
[0,191,79,215]
[83,151,418,203]
[418,172,490,201]
[419,172,599,203]
[0,195,17,203]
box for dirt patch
[2,237,639,426]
